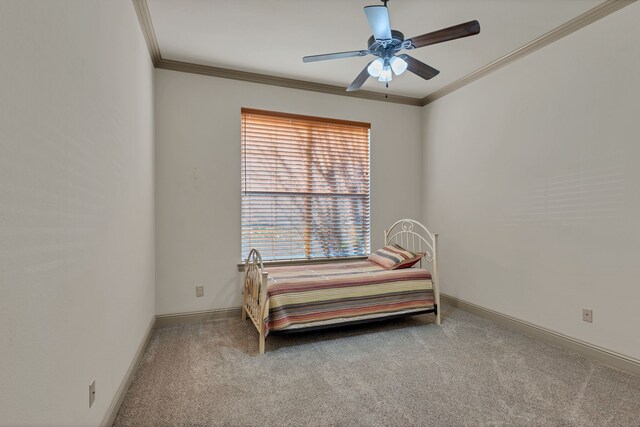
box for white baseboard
[101,315,156,427]
[441,294,640,376]
[155,306,242,328]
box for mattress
[263,260,434,333]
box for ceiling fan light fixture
[302,0,481,92]
[367,58,384,77]
[389,56,407,75]
[378,64,392,83]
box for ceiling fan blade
[407,20,480,49]
[346,63,372,92]
[399,55,440,80]
[364,5,392,42]
[303,50,369,63]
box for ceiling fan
[302,0,480,92]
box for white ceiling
[147,0,603,98]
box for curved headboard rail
[384,218,441,325]
[384,219,436,261]
[244,248,264,273]
[243,248,265,317]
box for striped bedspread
[263,260,434,333]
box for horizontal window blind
[241,108,371,261]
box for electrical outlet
[196,286,204,297]
[582,309,593,323]
[89,380,96,408]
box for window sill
[237,256,368,272]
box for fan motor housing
[368,30,404,55]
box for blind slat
[241,110,370,261]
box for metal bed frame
[241,219,440,354]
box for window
[241,108,371,262]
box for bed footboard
[242,249,269,354]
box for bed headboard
[384,219,437,264]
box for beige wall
[2,3,636,425]
[154,69,423,315]
[0,1,155,425]
[422,4,640,360]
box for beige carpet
[114,307,640,426]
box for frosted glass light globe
[367,58,384,77]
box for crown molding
[130,0,420,105]
[132,0,161,67]
[156,58,423,106]
[133,0,636,108]
[420,0,636,106]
